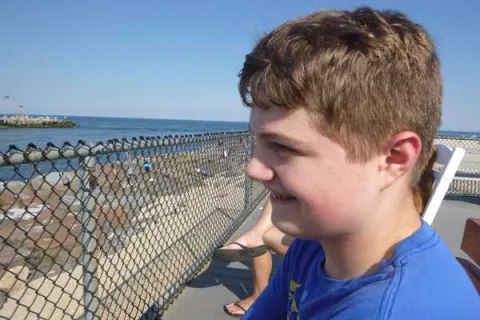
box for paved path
[162,196,480,320]
[162,197,273,320]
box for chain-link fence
[0,132,478,320]
[0,132,266,320]
[435,135,480,197]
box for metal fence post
[78,155,99,320]
[126,151,135,189]
[243,134,253,212]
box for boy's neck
[321,197,422,280]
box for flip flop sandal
[223,301,247,318]
[214,242,268,261]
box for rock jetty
[0,115,77,128]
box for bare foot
[224,295,257,316]
[220,231,264,250]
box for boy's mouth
[271,192,296,201]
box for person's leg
[224,248,273,316]
[263,226,294,256]
[224,226,295,316]
[220,198,273,250]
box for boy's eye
[269,142,294,154]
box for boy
[239,7,479,319]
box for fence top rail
[437,134,480,142]
[1,132,477,167]
[0,130,249,167]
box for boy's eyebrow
[248,125,307,149]
[260,132,305,147]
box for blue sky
[0,0,478,131]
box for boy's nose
[247,156,275,182]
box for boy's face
[248,106,384,240]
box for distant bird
[3,95,9,99]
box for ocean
[0,115,479,153]
[0,115,249,153]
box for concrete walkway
[162,197,273,320]
[162,196,480,320]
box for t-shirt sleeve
[241,241,299,319]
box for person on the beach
[61,172,71,187]
[234,7,479,319]
[144,162,153,181]
[88,168,97,191]
[144,162,152,173]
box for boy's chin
[274,221,332,240]
[272,220,307,239]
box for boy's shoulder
[340,241,479,319]
[284,225,480,319]
[385,233,480,319]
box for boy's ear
[379,132,422,189]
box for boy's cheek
[299,187,362,226]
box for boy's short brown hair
[239,7,442,185]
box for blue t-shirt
[243,222,479,319]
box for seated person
[233,6,480,319]
[216,199,294,317]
